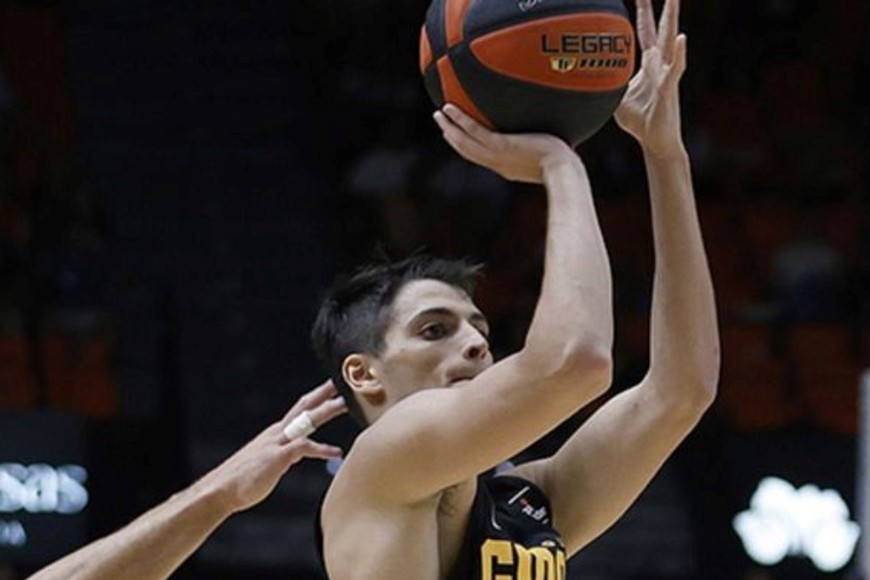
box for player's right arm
[343,107,614,503]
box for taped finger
[283,410,317,441]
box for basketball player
[315,0,718,578]
[28,380,345,580]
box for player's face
[373,279,493,403]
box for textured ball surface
[420,0,635,145]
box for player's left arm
[506,0,720,556]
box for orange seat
[694,201,765,320]
[42,334,73,407]
[739,199,799,273]
[43,334,119,419]
[717,322,799,432]
[786,323,860,436]
[793,365,859,436]
[785,323,857,365]
[0,336,37,409]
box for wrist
[642,142,688,164]
[540,142,580,175]
[184,476,240,520]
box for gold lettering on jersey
[480,539,567,580]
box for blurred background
[0,0,868,578]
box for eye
[420,323,448,340]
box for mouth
[447,373,476,386]
[447,363,490,386]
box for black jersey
[315,475,566,580]
[447,475,566,580]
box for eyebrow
[408,307,490,330]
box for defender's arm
[30,383,345,580]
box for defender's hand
[196,380,346,515]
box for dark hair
[311,253,482,426]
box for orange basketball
[420,0,635,145]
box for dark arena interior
[0,0,868,578]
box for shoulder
[338,388,454,466]
[323,397,450,507]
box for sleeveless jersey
[315,475,567,580]
[447,475,567,580]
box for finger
[634,0,657,52]
[308,396,347,428]
[291,439,344,461]
[301,379,338,407]
[661,33,687,89]
[434,111,497,168]
[658,0,680,62]
[442,104,494,145]
[669,33,687,81]
[283,379,337,422]
[433,108,463,136]
[282,410,317,441]
[281,396,347,442]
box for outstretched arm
[508,0,720,555]
[29,381,346,580]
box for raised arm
[342,106,614,503]
[508,0,720,554]
[29,381,345,580]
[434,104,614,371]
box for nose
[462,326,490,361]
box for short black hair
[311,253,482,426]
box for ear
[341,354,386,407]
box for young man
[314,0,719,578]
[28,381,345,580]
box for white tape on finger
[283,411,316,441]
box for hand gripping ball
[420,0,636,146]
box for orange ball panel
[470,13,635,92]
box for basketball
[420,0,636,146]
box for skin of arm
[29,382,346,580]
[507,0,720,555]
